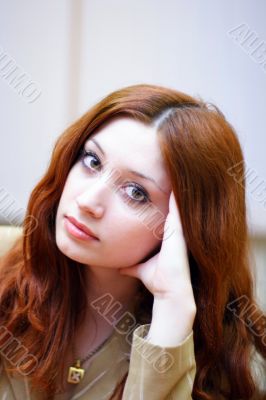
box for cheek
[131,201,168,242]
[121,201,168,244]
[109,202,160,241]
[58,173,78,208]
[106,211,162,263]
[55,175,78,233]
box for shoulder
[0,225,23,260]
[250,345,266,397]
[0,356,29,399]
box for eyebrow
[88,138,168,195]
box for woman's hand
[119,191,196,345]
[119,191,195,302]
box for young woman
[0,84,265,400]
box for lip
[64,216,99,241]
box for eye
[80,148,150,205]
[123,183,149,204]
[81,150,101,172]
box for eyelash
[79,149,150,205]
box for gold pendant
[67,359,85,384]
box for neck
[85,264,141,324]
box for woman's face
[55,116,172,269]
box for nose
[76,176,110,218]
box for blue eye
[80,148,150,205]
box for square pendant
[67,366,85,384]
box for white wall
[0,0,73,224]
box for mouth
[64,215,99,241]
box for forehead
[85,117,171,193]
[85,117,163,160]
[89,116,157,149]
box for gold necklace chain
[80,335,111,364]
[67,334,112,384]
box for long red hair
[0,84,265,399]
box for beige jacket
[0,317,195,399]
[1,320,265,400]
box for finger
[168,191,183,231]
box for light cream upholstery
[0,225,23,257]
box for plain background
[0,0,265,309]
